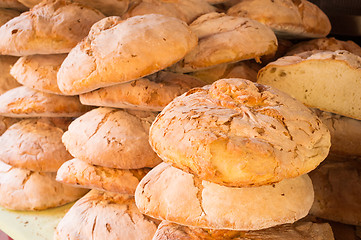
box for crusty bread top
[0,118,72,172]
[227,0,331,39]
[149,78,330,187]
[0,0,27,11]
[172,12,277,72]
[62,107,162,169]
[57,14,198,95]
[10,54,66,94]
[0,0,105,56]
[0,8,20,26]
[0,86,92,117]
[286,37,361,57]
[79,71,206,111]
[0,56,21,95]
[135,163,314,231]
[153,221,334,240]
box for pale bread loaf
[150,78,330,187]
[0,116,19,135]
[0,8,20,26]
[0,0,105,56]
[10,54,66,94]
[171,12,277,72]
[0,0,27,11]
[0,118,72,172]
[0,161,88,210]
[0,56,21,95]
[79,71,205,111]
[286,37,361,57]
[57,14,198,95]
[227,0,331,39]
[310,158,361,226]
[0,86,92,117]
[153,221,334,240]
[56,158,150,195]
[62,107,162,169]
[54,189,158,240]
[257,50,361,120]
[135,163,314,231]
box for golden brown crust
[0,0,105,56]
[227,0,331,39]
[79,71,205,111]
[54,189,158,240]
[57,14,198,95]
[62,107,162,169]
[0,86,92,117]
[56,158,150,194]
[150,78,330,187]
[135,163,314,231]
[0,55,21,95]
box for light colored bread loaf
[286,37,361,57]
[0,86,92,117]
[150,78,330,187]
[0,8,20,26]
[54,189,158,240]
[57,14,197,95]
[0,0,27,11]
[123,0,215,24]
[79,71,205,111]
[312,109,361,158]
[171,12,277,72]
[0,161,88,210]
[62,107,161,169]
[10,54,66,94]
[0,118,72,172]
[56,158,150,195]
[310,158,361,226]
[0,0,105,56]
[0,116,19,135]
[153,221,334,240]
[257,50,361,120]
[227,0,331,38]
[135,163,314,231]
[0,56,21,95]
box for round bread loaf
[150,78,330,187]
[257,50,361,120]
[0,86,92,117]
[135,163,314,231]
[0,8,20,26]
[10,54,66,94]
[0,56,21,95]
[153,221,335,240]
[0,118,72,172]
[54,189,158,240]
[0,0,105,56]
[79,71,205,111]
[62,107,162,169]
[0,161,88,210]
[57,14,198,95]
[171,12,277,73]
[56,158,150,195]
[227,0,331,39]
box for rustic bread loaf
[257,50,361,120]
[0,0,105,56]
[135,163,314,231]
[57,14,197,95]
[0,56,21,95]
[150,78,330,187]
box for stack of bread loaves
[135,78,334,239]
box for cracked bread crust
[149,78,330,187]
[54,189,158,240]
[0,161,88,210]
[135,163,314,231]
[0,118,72,172]
[79,71,205,111]
[0,0,105,56]
[10,54,66,95]
[57,14,198,95]
[0,86,92,117]
[171,12,277,73]
[153,221,334,240]
[227,0,331,39]
[56,158,150,195]
[62,107,162,169]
